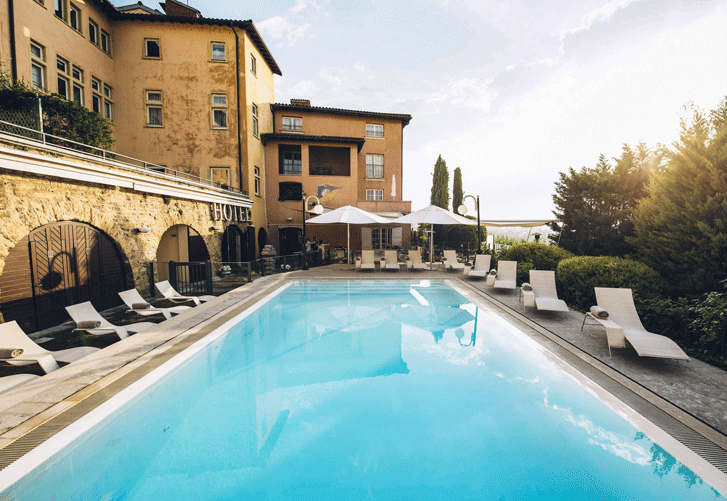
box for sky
[121,0,727,221]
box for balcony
[357,200,412,214]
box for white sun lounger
[119,288,191,320]
[492,261,517,291]
[383,250,402,271]
[585,287,689,360]
[0,373,41,394]
[66,302,156,340]
[522,270,568,312]
[407,250,428,271]
[467,254,492,279]
[443,250,465,271]
[358,250,376,271]
[0,321,100,374]
[155,280,215,305]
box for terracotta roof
[271,104,412,126]
[116,2,163,14]
[261,133,367,152]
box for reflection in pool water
[1,280,722,500]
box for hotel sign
[211,203,251,222]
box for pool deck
[1,265,727,478]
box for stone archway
[0,221,129,332]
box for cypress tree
[452,167,463,213]
[430,155,449,209]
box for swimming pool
[0,280,724,500]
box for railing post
[169,261,177,290]
[205,261,213,295]
[246,261,252,283]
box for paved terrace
[1,264,726,477]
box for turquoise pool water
[1,280,723,500]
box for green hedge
[555,256,664,311]
[501,243,574,285]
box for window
[30,41,46,91]
[366,123,384,137]
[88,19,98,45]
[282,116,302,132]
[103,84,113,120]
[146,90,163,126]
[56,56,69,99]
[210,167,230,188]
[279,145,302,175]
[366,189,383,201]
[211,94,228,129]
[69,3,81,32]
[211,42,225,61]
[144,38,160,58]
[91,77,102,113]
[72,65,83,105]
[372,227,392,249]
[55,0,66,20]
[254,166,261,196]
[101,30,111,54]
[279,182,302,201]
[250,54,256,74]
[366,154,384,179]
[252,103,259,138]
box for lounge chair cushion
[590,306,609,319]
[77,320,102,329]
[0,348,23,358]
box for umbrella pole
[347,223,351,267]
[430,226,434,270]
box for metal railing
[0,119,248,196]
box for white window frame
[91,77,102,113]
[144,38,160,59]
[250,54,256,75]
[211,93,228,129]
[211,42,226,61]
[254,166,261,196]
[30,41,46,91]
[55,0,66,21]
[366,154,384,179]
[100,29,111,55]
[210,167,230,188]
[282,151,302,175]
[282,116,302,132]
[71,65,84,105]
[371,227,392,249]
[366,123,384,137]
[366,189,383,201]
[145,90,163,126]
[88,19,98,45]
[69,3,81,32]
[252,103,259,138]
[56,56,70,99]
[103,84,113,121]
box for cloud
[257,1,325,47]
[559,0,642,53]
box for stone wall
[0,168,238,293]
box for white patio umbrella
[306,205,389,265]
[392,205,476,269]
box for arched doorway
[278,227,302,255]
[221,226,246,263]
[258,227,268,254]
[0,221,128,332]
[156,225,210,283]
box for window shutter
[361,227,372,250]
[392,227,402,247]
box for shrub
[502,243,574,284]
[556,256,664,311]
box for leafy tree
[549,146,656,256]
[430,155,449,209]
[452,167,463,213]
[630,98,727,296]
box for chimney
[290,99,311,107]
